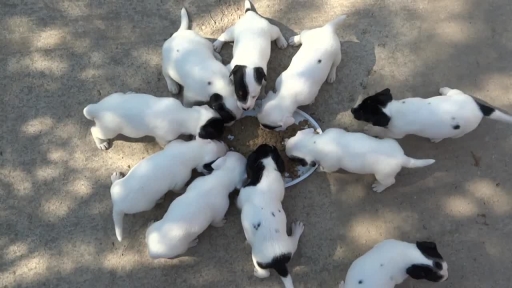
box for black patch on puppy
[406,264,444,282]
[208,93,236,124]
[261,124,281,130]
[230,65,249,104]
[318,59,322,63]
[202,160,215,173]
[351,88,393,127]
[257,253,292,278]
[475,101,495,116]
[254,67,266,85]
[271,212,275,217]
[416,241,444,260]
[198,117,225,140]
[452,124,460,130]
[253,222,261,230]
[358,280,363,284]
[244,144,285,187]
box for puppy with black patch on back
[285,128,435,192]
[145,151,247,259]
[339,239,448,288]
[212,0,288,111]
[109,139,228,242]
[351,87,512,142]
[237,144,304,288]
[161,8,243,124]
[83,92,225,150]
[257,15,346,130]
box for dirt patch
[223,117,310,180]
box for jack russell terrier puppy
[339,239,448,288]
[145,151,246,259]
[83,92,225,150]
[257,15,346,130]
[351,87,512,142]
[109,139,227,241]
[212,0,288,111]
[285,128,435,192]
[237,144,304,288]
[162,8,243,124]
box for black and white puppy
[83,92,225,149]
[237,144,304,288]
[340,239,448,288]
[213,0,288,111]
[257,15,346,130]
[162,8,243,124]
[351,87,512,142]
[110,139,228,241]
[285,128,435,192]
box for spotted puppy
[83,92,225,149]
[257,15,346,130]
[110,139,227,241]
[352,87,512,142]
[212,0,288,111]
[162,8,243,124]
[145,152,246,259]
[339,239,448,288]
[237,144,304,288]
[285,128,435,192]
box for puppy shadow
[110,134,194,150]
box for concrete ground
[2,0,512,287]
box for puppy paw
[288,35,301,46]
[212,40,223,52]
[327,72,336,83]
[188,238,199,248]
[156,195,165,204]
[167,81,180,94]
[147,220,155,228]
[95,139,111,150]
[213,52,223,62]
[254,268,270,278]
[211,218,227,228]
[430,138,443,143]
[111,172,124,183]
[363,125,383,138]
[372,181,387,193]
[439,87,451,95]
[292,221,305,237]
[276,36,288,49]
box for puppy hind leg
[327,51,342,84]
[270,24,288,49]
[372,173,396,193]
[211,217,227,228]
[213,26,235,52]
[111,172,125,183]
[163,71,180,94]
[188,238,199,248]
[252,254,270,278]
[91,126,112,150]
[290,221,305,252]
[213,51,223,62]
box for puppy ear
[373,88,393,106]
[371,113,391,127]
[198,118,225,140]
[211,155,227,170]
[271,146,285,174]
[229,65,244,78]
[406,264,433,280]
[282,116,295,129]
[208,94,236,124]
[254,67,267,85]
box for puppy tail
[113,209,125,242]
[83,104,96,120]
[244,0,253,13]
[403,157,435,168]
[325,14,347,30]
[474,99,512,124]
[179,8,189,31]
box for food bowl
[241,103,323,188]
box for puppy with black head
[339,239,448,288]
[237,144,304,288]
[351,87,512,142]
[213,0,288,111]
[83,92,225,149]
[162,8,243,124]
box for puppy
[83,92,225,149]
[145,151,246,259]
[109,139,228,241]
[351,87,512,142]
[162,8,243,124]
[212,0,288,111]
[257,15,346,130]
[285,128,435,192]
[339,239,448,288]
[237,144,304,288]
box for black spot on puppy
[202,160,215,173]
[271,212,275,217]
[257,253,292,278]
[198,117,225,140]
[244,144,285,187]
[359,280,363,284]
[208,93,236,124]
[452,124,460,130]
[351,88,393,127]
[475,101,495,116]
[253,222,261,230]
[275,229,280,233]
[318,59,322,63]
[207,81,211,85]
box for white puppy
[109,139,228,241]
[285,128,435,192]
[145,151,246,259]
[162,8,243,124]
[237,144,304,288]
[351,87,512,142]
[257,15,346,130]
[340,239,449,288]
[212,0,288,111]
[83,92,225,149]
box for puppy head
[194,139,228,173]
[351,88,393,127]
[285,128,318,167]
[212,151,247,189]
[257,92,295,130]
[230,65,266,111]
[208,93,237,125]
[407,241,448,283]
[244,144,285,187]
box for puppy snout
[243,107,249,111]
